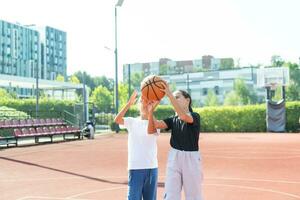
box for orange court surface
[1,133,300,200]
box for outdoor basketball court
[1,133,300,200]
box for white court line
[205,177,300,184]
[66,186,127,199]
[17,196,90,200]
[204,147,300,152]
[204,150,300,154]
[203,155,300,159]
[204,183,300,199]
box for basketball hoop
[257,67,290,89]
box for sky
[1,0,299,79]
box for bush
[195,105,266,132]
[152,102,300,132]
[0,98,76,118]
[0,106,31,137]
[0,106,31,119]
[286,101,300,132]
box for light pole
[114,0,124,132]
[128,64,131,100]
[186,73,192,94]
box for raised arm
[147,101,163,134]
[114,90,137,125]
[147,101,168,131]
[162,82,193,123]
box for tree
[224,91,241,106]
[118,83,129,109]
[220,58,234,70]
[90,86,113,112]
[271,55,284,67]
[285,62,300,101]
[286,84,300,101]
[159,64,169,75]
[130,72,144,89]
[73,71,95,91]
[0,88,14,100]
[56,74,65,82]
[234,79,258,105]
[93,76,114,91]
[70,75,80,84]
[204,89,219,106]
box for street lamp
[114,0,125,132]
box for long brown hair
[178,90,193,112]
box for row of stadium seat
[0,118,66,129]
[13,126,81,145]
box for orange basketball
[141,75,166,101]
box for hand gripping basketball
[141,75,166,101]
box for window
[214,86,219,95]
[202,88,208,96]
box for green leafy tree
[284,62,300,101]
[286,84,299,101]
[204,89,219,106]
[118,83,129,108]
[220,58,234,70]
[224,91,241,105]
[0,88,14,100]
[159,64,169,75]
[93,76,114,91]
[234,79,258,105]
[90,86,113,112]
[129,72,144,89]
[56,74,65,82]
[73,71,96,91]
[271,55,284,67]
[70,75,80,84]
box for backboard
[257,67,290,89]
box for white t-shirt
[124,117,158,170]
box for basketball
[141,75,166,101]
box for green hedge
[1,98,299,132]
[0,98,75,119]
[286,101,300,132]
[126,102,300,132]
[0,106,30,119]
[195,105,266,132]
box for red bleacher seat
[67,126,81,133]
[57,118,65,125]
[46,118,52,125]
[33,119,41,126]
[51,118,58,125]
[42,127,52,135]
[60,126,68,134]
[39,119,46,126]
[13,129,23,137]
[4,120,13,128]
[0,120,5,128]
[12,119,21,128]
[26,119,34,126]
[19,119,27,127]
[29,128,37,135]
[49,126,59,135]
[21,128,31,136]
[36,127,44,135]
